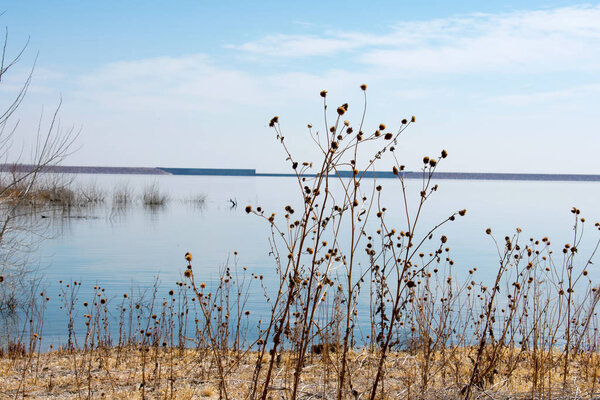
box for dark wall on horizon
[2,164,600,182]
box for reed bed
[0,176,181,209]
[0,173,102,208]
[1,86,599,399]
[142,182,169,207]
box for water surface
[7,174,600,346]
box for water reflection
[0,173,599,348]
[142,202,169,222]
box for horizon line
[1,164,600,182]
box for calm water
[7,174,600,346]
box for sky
[1,0,599,174]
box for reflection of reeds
[112,182,133,206]
[182,193,207,210]
[142,182,168,206]
[185,193,206,204]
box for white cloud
[231,5,600,73]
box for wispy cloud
[75,54,272,113]
[230,5,600,73]
[227,34,361,58]
[73,55,373,114]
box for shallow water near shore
[4,173,600,348]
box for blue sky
[1,1,599,173]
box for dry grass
[0,173,106,207]
[0,347,598,399]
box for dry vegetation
[0,347,598,399]
[0,173,173,209]
[1,86,600,400]
[0,172,97,208]
[142,182,169,207]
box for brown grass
[0,347,598,399]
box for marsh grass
[0,86,599,399]
[0,173,107,208]
[1,174,212,211]
[142,182,169,207]
[0,172,74,206]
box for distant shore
[2,164,600,182]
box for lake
[4,173,600,347]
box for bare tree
[0,21,77,316]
